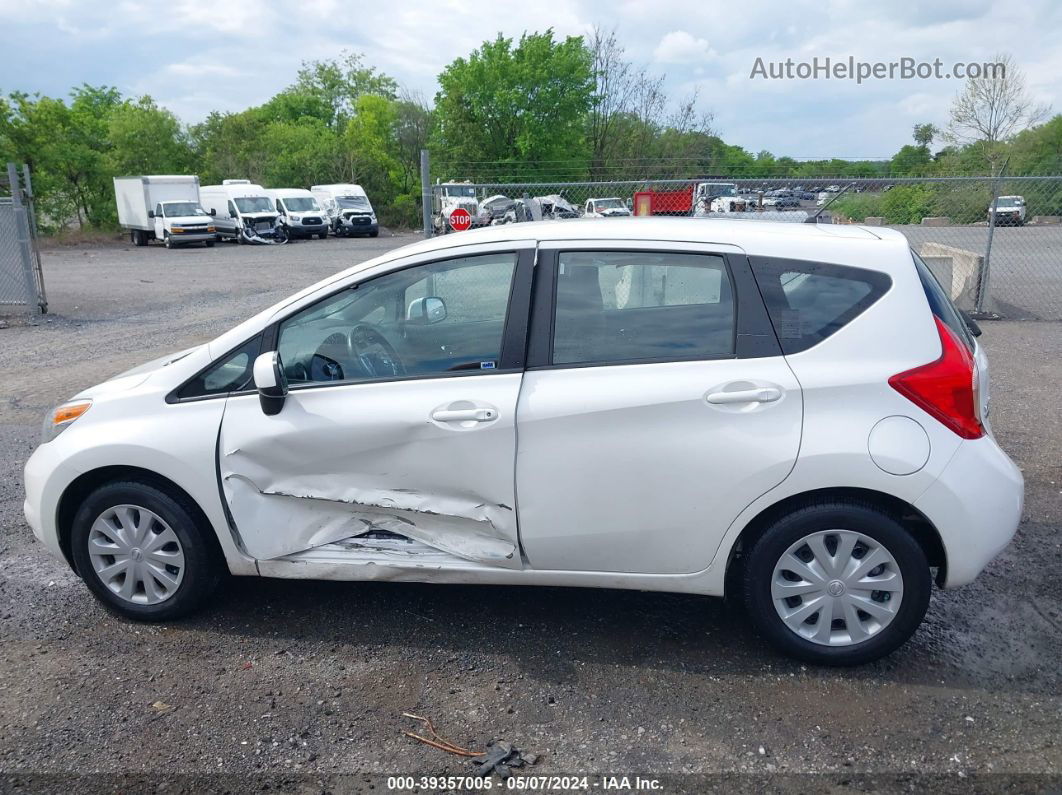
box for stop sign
[449,207,472,232]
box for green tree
[432,30,595,178]
[260,117,340,187]
[292,51,398,129]
[913,123,937,150]
[107,96,193,176]
[890,144,932,175]
[1008,114,1062,174]
[0,85,121,228]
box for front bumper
[169,231,215,243]
[288,222,328,237]
[336,216,378,235]
[24,438,81,564]
[915,436,1024,588]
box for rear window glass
[911,249,974,351]
[750,258,891,354]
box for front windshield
[994,197,1020,208]
[445,186,476,198]
[595,198,625,210]
[337,195,371,209]
[164,202,207,217]
[283,197,320,212]
[234,196,274,213]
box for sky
[1,0,1058,160]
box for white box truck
[114,175,216,248]
[200,180,280,243]
[310,184,379,237]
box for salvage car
[988,195,1026,226]
[584,197,632,217]
[24,218,1022,665]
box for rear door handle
[706,387,782,405]
[431,408,497,422]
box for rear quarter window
[749,257,891,354]
[910,249,974,351]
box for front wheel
[164,234,173,249]
[205,240,215,248]
[70,481,224,621]
[742,502,931,665]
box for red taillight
[889,316,984,439]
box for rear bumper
[915,436,1023,588]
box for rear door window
[749,257,891,354]
[551,251,735,365]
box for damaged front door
[218,246,532,567]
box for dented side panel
[218,373,523,566]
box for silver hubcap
[771,530,903,646]
[88,505,185,605]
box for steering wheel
[349,323,405,378]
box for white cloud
[2,0,1059,159]
[653,31,714,63]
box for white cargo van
[199,180,279,243]
[266,189,329,240]
[113,176,216,249]
[310,184,378,237]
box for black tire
[205,240,215,248]
[70,480,224,621]
[164,233,173,249]
[133,230,148,247]
[742,501,931,666]
[318,230,328,240]
[369,229,379,238]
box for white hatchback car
[24,219,1023,665]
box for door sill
[278,532,486,569]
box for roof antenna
[804,183,853,223]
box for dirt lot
[0,234,1059,792]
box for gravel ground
[0,234,1059,793]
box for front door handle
[706,387,782,405]
[431,407,498,422]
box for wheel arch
[55,465,223,573]
[722,487,947,596]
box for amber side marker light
[42,400,92,443]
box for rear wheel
[70,481,224,621]
[743,502,930,665]
[205,240,215,248]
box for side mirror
[208,208,216,216]
[229,211,238,219]
[406,296,447,325]
[253,351,288,415]
[148,210,155,218]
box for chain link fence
[425,172,1062,321]
[0,163,47,314]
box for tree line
[1,32,1058,233]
